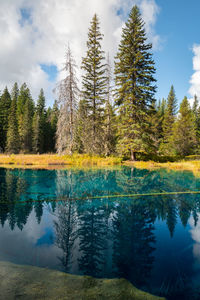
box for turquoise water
[1,166,200,299]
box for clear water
[1,166,200,299]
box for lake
[0,166,200,299]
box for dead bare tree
[55,45,79,154]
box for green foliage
[114,5,156,160]
[0,87,11,152]
[6,83,20,153]
[32,89,46,153]
[160,86,177,154]
[103,100,116,155]
[74,99,88,153]
[81,14,107,154]
[172,96,197,156]
[21,96,34,153]
[45,100,59,152]
[17,83,34,152]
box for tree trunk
[130,150,136,161]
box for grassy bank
[0,154,122,168]
[1,154,200,176]
[125,160,200,177]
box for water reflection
[1,167,200,299]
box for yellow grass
[124,160,200,177]
[0,154,122,168]
[1,154,200,176]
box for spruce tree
[6,83,20,153]
[44,101,59,152]
[192,94,198,116]
[74,99,89,153]
[160,85,177,154]
[192,95,200,151]
[81,14,107,154]
[32,89,46,153]
[114,5,156,160]
[147,101,161,154]
[0,87,11,152]
[49,100,59,152]
[17,83,34,151]
[172,97,196,156]
[17,84,34,153]
[156,98,166,149]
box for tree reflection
[54,200,77,272]
[77,200,109,277]
[2,166,200,293]
[112,200,156,287]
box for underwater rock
[0,261,165,300]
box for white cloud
[0,0,160,106]
[189,44,200,106]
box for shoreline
[1,154,200,176]
[0,261,165,300]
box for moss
[0,261,165,300]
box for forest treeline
[0,5,199,160]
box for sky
[0,0,200,107]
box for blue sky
[0,0,200,106]
[153,0,200,103]
[38,0,200,104]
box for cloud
[0,0,160,106]
[189,44,200,105]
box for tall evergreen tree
[32,89,46,153]
[114,5,156,160]
[6,83,20,153]
[160,85,177,154]
[17,83,34,152]
[172,96,196,156]
[21,97,34,153]
[17,84,34,153]
[103,54,116,155]
[56,45,79,154]
[0,87,11,152]
[152,98,167,153]
[192,94,198,116]
[45,101,59,152]
[81,14,107,154]
[74,99,89,153]
[192,95,200,151]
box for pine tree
[17,83,34,152]
[172,97,196,156]
[32,89,46,153]
[192,94,198,116]
[160,85,177,154]
[44,101,59,152]
[18,85,34,153]
[56,45,79,154]
[74,99,89,153]
[81,14,107,154]
[49,100,59,152]
[114,5,156,160]
[192,95,200,151]
[6,83,20,153]
[0,87,11,152]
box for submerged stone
[0,261,165,300]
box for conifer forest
[0,5,198,160]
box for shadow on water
[1,167,200,299]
